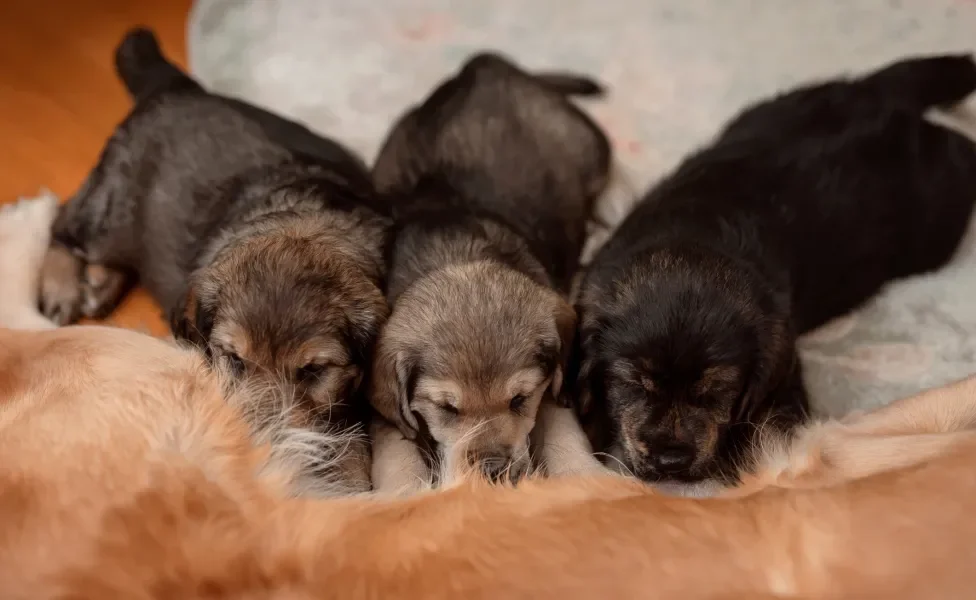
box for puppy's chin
[651,479,727,498]
[439,443,533,486]
[632,463,713,485]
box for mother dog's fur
[3,321,976,598]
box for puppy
[369,53,612,490]
[576,54,976,486]
[37,29,390,492]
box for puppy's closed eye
[440,402,460,416]
[295,363,328,383]
[509,394,528,414]
[224,353,246,377]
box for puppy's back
[589,54,976,333]
[374,52,611,288]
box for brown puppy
[368,53,612,490]
[37,30,389,491]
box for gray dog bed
[188,0,976,417]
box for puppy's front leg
[334,436,374,495]
[532,400,609,477]
[370,418,431,496]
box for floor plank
[0,0,192,334]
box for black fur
[577,54,976,484]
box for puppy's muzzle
[647,442,698,475]
[467,449,524,483]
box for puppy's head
[370,261,575,483]
[578,250,799,483]
[171,219,388,425]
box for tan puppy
[369,53,612,490]
[5,197,976,599]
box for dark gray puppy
[368,53,611,491]
[38,28,391,494]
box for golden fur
[3,322,976,598]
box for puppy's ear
[547,298,578,408]
[370,346,420,440]
[735,315,798,423]
[344,299,390,368]
[570,306,610,416]
[169,285,214,351]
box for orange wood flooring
[0,0,193,335]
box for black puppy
[575,54,976,485]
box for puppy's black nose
[649,444,697,474]
[481,459,510,481]
[468,450,513,482]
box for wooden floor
[0,0,192,334]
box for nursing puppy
[576,54,976,485]
[369,53,612,490]
[37,29,389,492]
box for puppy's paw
[80,264,129,319]
[39,245,85,326]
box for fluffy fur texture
[368,53,612,490]
[575,54,976,486]
[37,29,392,491]
[3,194,976,597]
[0,193,58,330]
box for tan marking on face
[210,317,364,430]
[415,378,464,410]
[619,401,649,463]
[292,338,350,372]
[701,419,720,458]
[210,321,251,359]
[696,365,743,395]
[414,368,549,483]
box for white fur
[370,419,434,496]
[219,371,372,497]
[533,401,609,477]
[0,192,59,330]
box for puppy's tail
[114,27,201,101]
[461,52,606,98]
[862,53,976,112]
[535,72,606,97]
